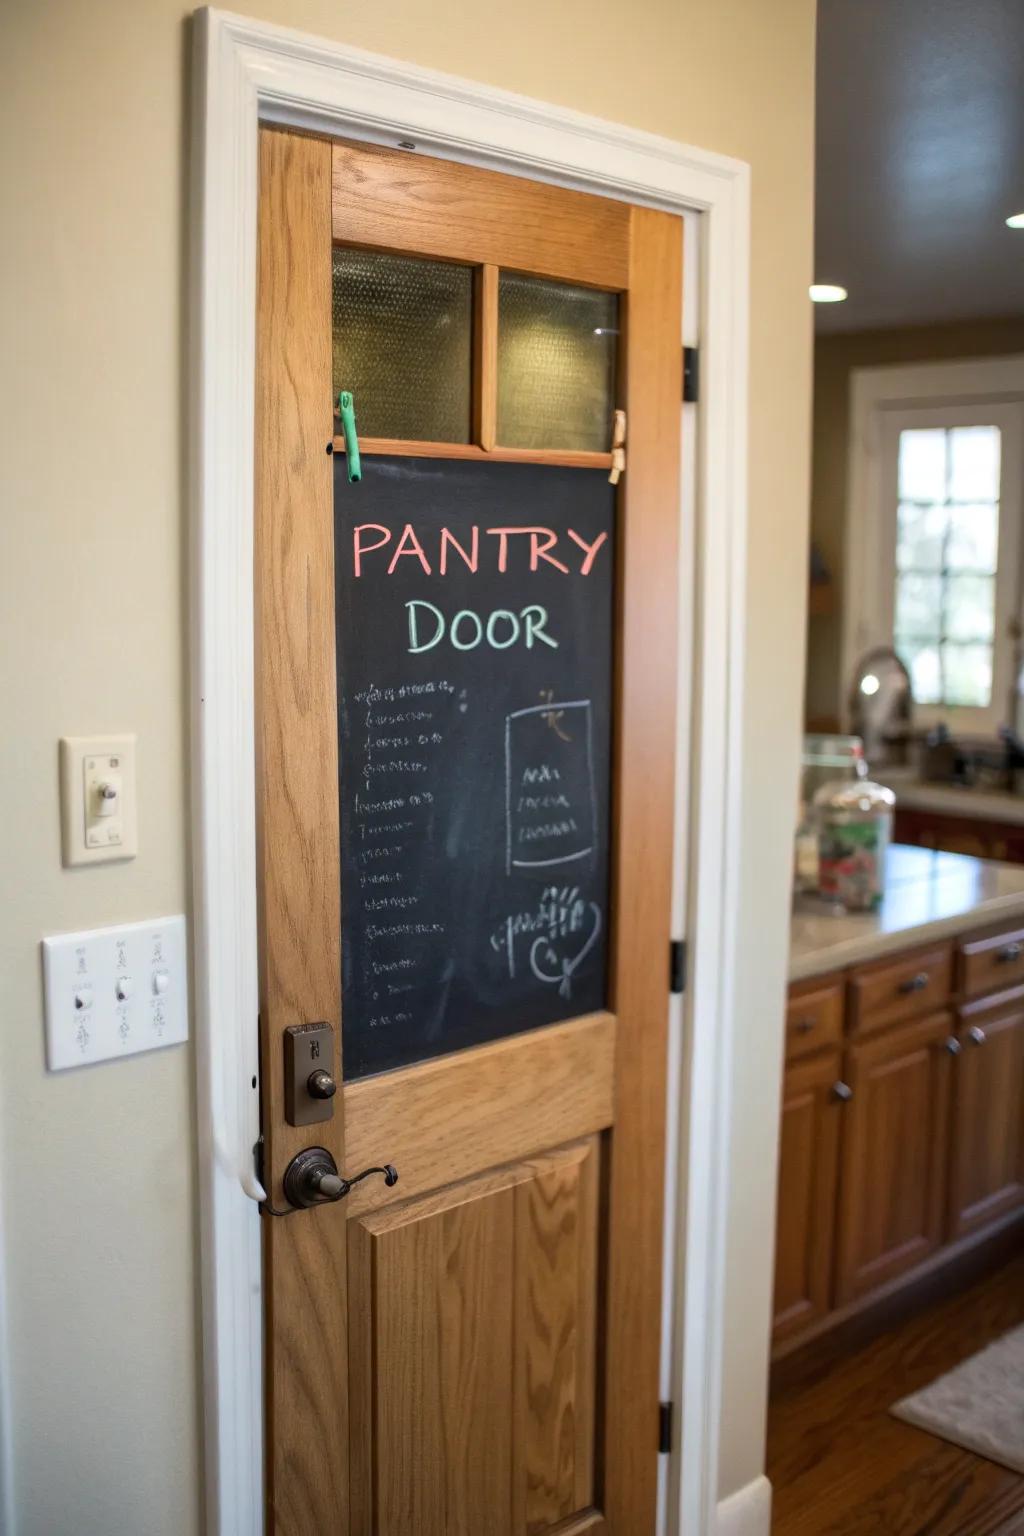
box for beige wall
[806,318,1024,724]
[0,2,814,1530]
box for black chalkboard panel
[334,454,614,1079]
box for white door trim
[190,10,751,1534]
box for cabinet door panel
[835,1011,953,1305]
[773,1049,843,1342]
[950,996,1024,1239]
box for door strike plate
[284,1021,337,1126]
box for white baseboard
[716,1475,772,1536]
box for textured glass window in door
[332,249,473,442]
[497,274,618,451]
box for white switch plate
[42,915,188,1070]
[59,734,138,866]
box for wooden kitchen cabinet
[834,1009,954,1306]
[773,1049,844,1342]
[949,987,1024,1241]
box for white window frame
[843,355,1024,734]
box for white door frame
[190,10,750,1533]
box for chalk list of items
[335,455,614,1079]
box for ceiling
[815,0,1024,333]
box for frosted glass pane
[950,425,1000,502]
[497,274,618,451]
[945,574,995,641]
[947,503,999,573]
[896,502,944,571]
[942,643,992,707]
[897,642,941,705]
[895,572,942,639]
[899,429,946,502]
[332,249,472,442]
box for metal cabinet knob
[832,1081,853,1102]
[997,942,1023,963]
[898,972,929,995]
[945,1035,962,1055]
[307,1068,337,1100]
[967,1025,987,1046]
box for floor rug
[891,1321,1024,1474]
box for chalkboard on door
[335,455,614,1078]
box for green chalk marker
[337,391,361,483]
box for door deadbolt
[284,1022,336,1126]
[281,1147,399,1210]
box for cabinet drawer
[959,921,1024,1000]
[848,942,953,1036]
[785,977,843,1061]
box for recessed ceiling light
[1006,212,1024,229]
[810,283,848,303]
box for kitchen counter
[790,842,1024,982]
[878,766,1024,825]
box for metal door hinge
[683,345,699,403]
[670,939,687,995]
[659,1400,674,1454]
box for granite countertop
[878,767,1024,825]
[790,843,1024,983]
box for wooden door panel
[773,1049,842,1341]
[836,1011,952,1304]
[258,128,680,1536]
[255,129,350,1529]
[332,141,629,289]
[348,1140,601,1536]
[342,1012,614,1218]
[950,996,1024,1239]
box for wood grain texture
[835,1010,953,1305]
[959,920,1024,999]
[601,204,683,1534]
[950,988,1024,1239]
[348,1141,600,1536]
[785,975,844,1063]
[475,263,498,450]
[332,140,629,289]
[262,136,681,1536]
[513,1141,598,1531]
[335,435,613,468]
[341,1012,615,1218]
[768,1251,1024,1536]
[255,129,346,1534]
[847,942,953,1037]
[773,1049,843,1342]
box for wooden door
[949,989,1024,1240]
[772,1049,844,1343]
[835,1011,953,1305]
[255,129,682,1536]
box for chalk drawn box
[505,700,598,876]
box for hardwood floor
[768,1251,1024,1536]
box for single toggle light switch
[60,736,138,866]
[95,776,121,818]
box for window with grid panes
[894,425,1002,709]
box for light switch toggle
[96,778,120,817]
